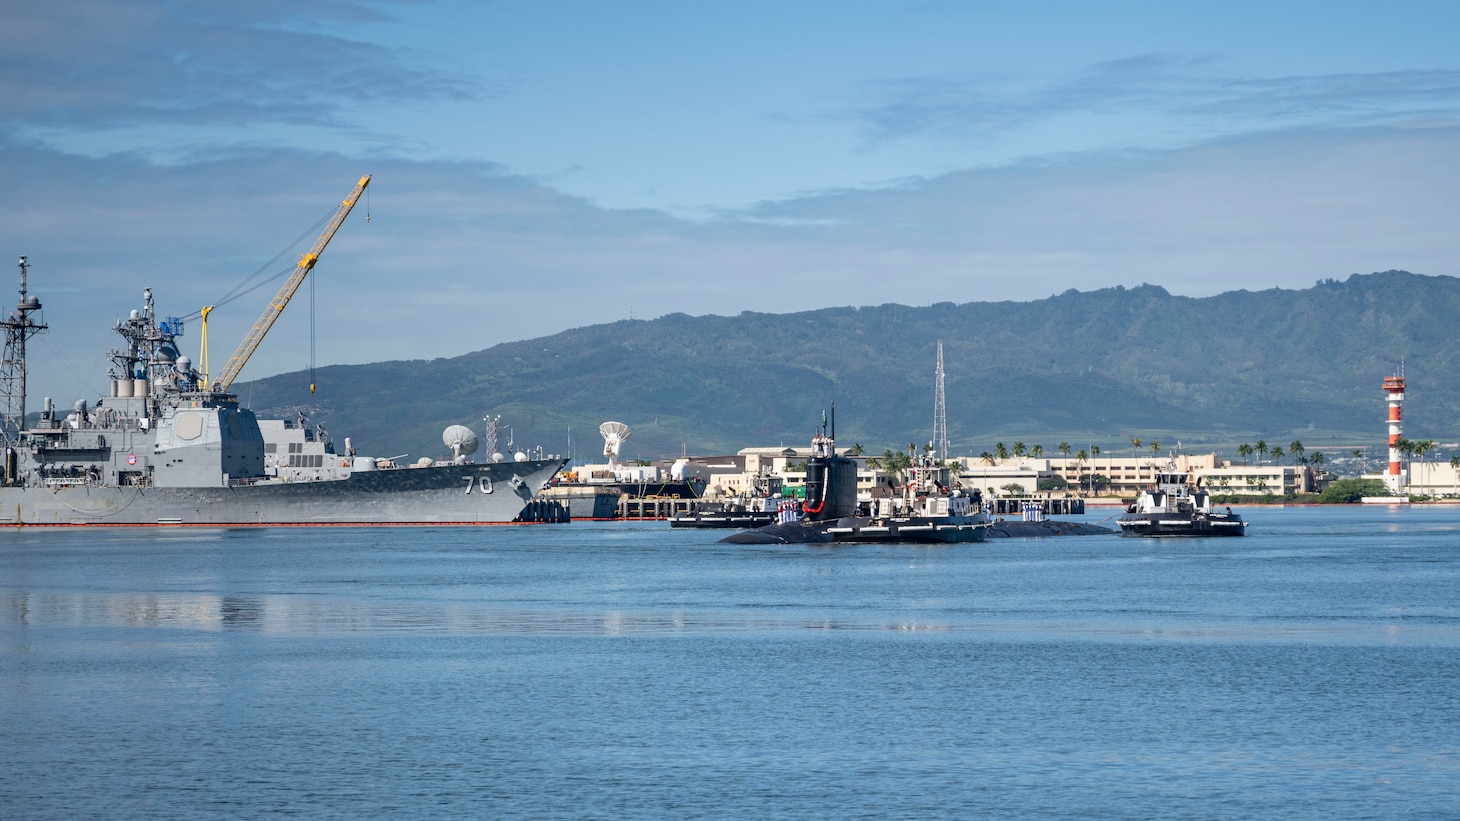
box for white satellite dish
[442,425,480,462]
[599,421,632,470]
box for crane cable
[172,210,334,326]
[309,271,316,394]
[186,178,372,394]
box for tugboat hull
[1117,513,1246,537]
[669,511,777,529]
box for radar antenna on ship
[600,421,632,471]
[442,424,480,464]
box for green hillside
[239,270,1460,463]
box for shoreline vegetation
[1073,479,1438,506]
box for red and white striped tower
[1383,372,1406,490]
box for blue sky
[5,1,1459,405]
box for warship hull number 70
[2,201,564,527]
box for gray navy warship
[2,184,565,526]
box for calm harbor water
[3,506,1458,819]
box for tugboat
[823,448,991,544]
[1117,468,1246,537]
[668,473,781,529]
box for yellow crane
[207,175,371,392]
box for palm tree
[1237,443,1254,465]
[1012,442,1027,458]
[1450,455,1460,496]
[1058,442,1071,457]
[1394,439,1417,478]
[1414,439,1436,489]
[1255,440,1268,463]
[1149,441,1161,457]
[995,442,1009,460]
[1030,444,1044,459]
[1130,438,1142,459]
[1289,440,1305,463]
[1269,446,1284,464]
[882,449,911,481]
[979,451,994,466]
[847,442,865,456]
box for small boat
[668,500,779,529]
[1117,469,1246,537]
[669,474,782,529]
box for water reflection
[4,588,1457,643]
[220,595,264,630]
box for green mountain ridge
[240,270,1460,462]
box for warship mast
[1,256,47,445]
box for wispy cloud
[830,55,1460,145]
[0,1,481,135]
[1195,69,1460,122]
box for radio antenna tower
[484,415,501,461]
[933,340,948,461]
[1,256,47,445]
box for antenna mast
[933,340,948,461]
[1,256,48,444]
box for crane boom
[211,175,371,391]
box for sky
[4,0,1459,406]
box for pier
[618,497,698,519]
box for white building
[1194,464,1312,496]
[1401,461,1460,497]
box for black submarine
[721,411,1112,545]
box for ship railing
[41,477,91,487]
